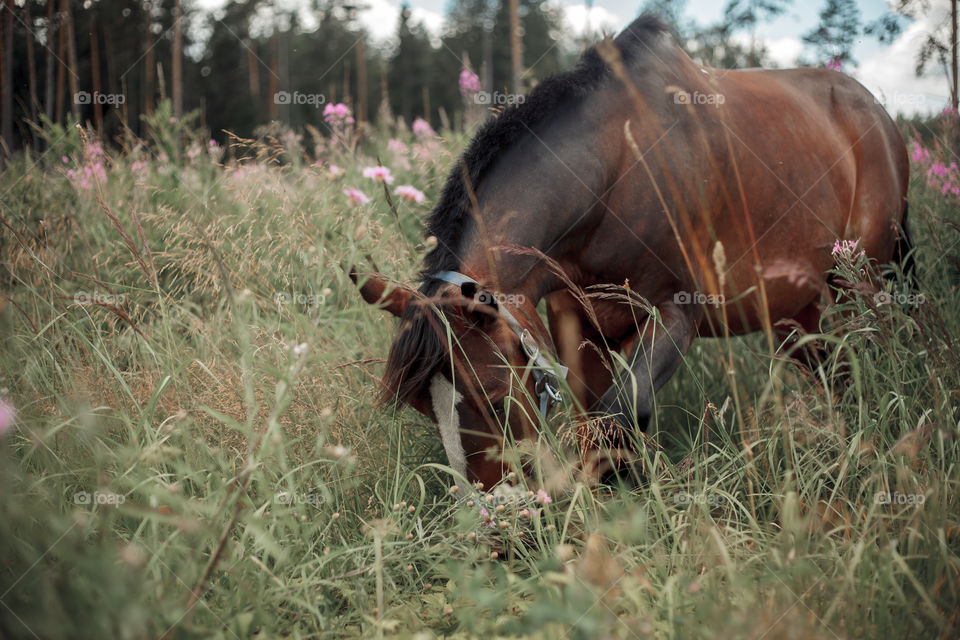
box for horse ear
[350,268,411,317]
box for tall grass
[1,108,958,639]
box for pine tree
[802,0,861,67]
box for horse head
[352,269,565,488]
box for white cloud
[853,4,951,117]
[763,36,804,68]
[560,4,626,37]
[357,0,445,44]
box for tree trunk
[268,28,278,119]
[278,27,288,122]
[145,1,155,120]
[64,0,79,118]
[55,0,65,122]
[90,14,102,131]
[172,0,183,118]
[25,1,40,150]
[44,0,55,122]
[356,38,367,124]
[0,0,12,160]
[952,0,958,112]
[247,37,259,98]
[508,0,522,94]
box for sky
[196,0,951,116]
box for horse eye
[490,399,507,417]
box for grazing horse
[353,14,909,488]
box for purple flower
[323,102,355,126]
[345,188,370,205]
[910,141,931,165]
[362,166,394,184]
[412,118,435,139]
[387,138,409,154]
[826,58,843,71]
[459,68,481,96]
[831,238,864,262]
[394,185,426,204]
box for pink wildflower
[0,399,14,438]
[362,166,394,184]
[323,102,355,125]
[345,188,370,205]
[479,508,496,528]
[412,118,435,139]
[387,138,409,154]
[328,164,344,179]
[910,141,931,165]
[826,58,842,71]
[831,238,865,262]
[394,185,426,204]
[459,68,481,96]
[536,489,552,504]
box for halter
[428,271,568,418]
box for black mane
[420,13,670,280]
[381,14,670,408]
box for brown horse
[353,15,909,488]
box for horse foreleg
[545,291,613,414]
[596,301,697,438]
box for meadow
[1,104,959,639]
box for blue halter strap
[428,270,568,417]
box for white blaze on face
[430,375,467,482]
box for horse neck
[457,104,617,302]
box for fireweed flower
[831,239,864,261]
[394,185,425,204]
[345,188,370,205]
[412,118,435,139]
[910,141,931,165]
[387,138,408,154]
[459,68,481,97]
[323,102,354,126]
[362,166,394,184]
